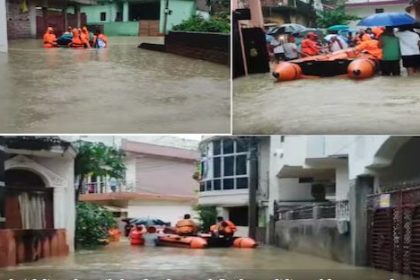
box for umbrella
[358,12,416,27]
[129,218,170,226]
[268,23,306,36]
[328,25,349,32]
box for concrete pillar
[350,175,374,266]
[75,5,81,27]
[53,187,66,229]
[248,0,264,28]
[0,137,5,228]
[63,8,68,31]
[42,6,48,32]
[0,0,8,53]
[29,1,37,38]
[123,1,129,22]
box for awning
[102,205,128,213]
[278,165,335,181]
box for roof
[80,191,197,203]
[122,139,199,162]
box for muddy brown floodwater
[0,242,415,280]
[233,70,420,134]
[0,37,230,133]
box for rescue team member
[354,35,382,60]
[301,32,320,57]
[108,227,121,242]
[129,225,146,246]
[43,27,57,48]
[81,26,91,48]
[211,216,237,237]
[69,28,87,48]
[175,214,198,236]
[93,29,108,48]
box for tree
[316,5,360,28]
[73,140,126,201]
[75,202,116,248]
[194,205,218,232]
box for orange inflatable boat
[156,234,207,249]
[198,233,258,249]
[273,49,377,82]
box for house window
[201,139,250,191]
[100,12,107,21]
[115,12,122,22]
[375,8,384,13]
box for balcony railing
[277,201,349,221]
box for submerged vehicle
[272,49,378,81]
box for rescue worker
[93,29,108,48]
[108,226,121,242]
[69,28,86,48]
[175,214,198,236]
[210,216,237,237]
[129,224,146,246]
[355,34,383,60]
[81,26,91,48]
[43,27,57,48]
[301,32,320,57]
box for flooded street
[233,71,420,134]
[0,242,414,280]
[0,37,230,133]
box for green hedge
[172,15,230,33]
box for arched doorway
[4,169,53,229]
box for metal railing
[277,201,349,221]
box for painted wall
[104,22,138,36]
[159,0,196,32]
[127,200,194,226]
[346,3,408,27]
[0,0,7,52]
[79,3,120,23]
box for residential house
[74,0,199,36]
[79,138,200,232]
[0,136,77,267]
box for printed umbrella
[327,25,349,32]
[358,12,416,27]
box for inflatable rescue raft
[273,49,378,81]
[156,233,257,249]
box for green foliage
[194,205,218,232]
[73,140,126,200]
[316,6,360,28]
[172,14,230,33]
[75,202,116,248]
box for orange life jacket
[71,29,85,48]
[211,220,237,234]
[175,219,197,234]
[43,33,57,48]
[301,39,320,56]
[355,39,383,60]
[129,228,145,245]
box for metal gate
[367,186,420,277]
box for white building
[345,0,411,27]
[0,136,76,267]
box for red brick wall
[6,0,33,39]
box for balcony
[276,200,349,220]
[260,0,315,15]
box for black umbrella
[130,218,170,226]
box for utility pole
[248,137,258,239]
[162,0,172,35]
[0,136,6,229]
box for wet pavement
[0,241,415,280]
[0,37,230,133]
[233,68,420,134]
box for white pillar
[53,187,66,229]
[123,1,129,22]
[29,1,37,38]
[0,0,8,53]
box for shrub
[194,205,218,232]
[172,15,230,33]
[75,202,116,248]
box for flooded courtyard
[0,37,230,133]
[0,242,415,280]
[233,72,420,134]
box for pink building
[80,139,200,227]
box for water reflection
[0,37,230,133]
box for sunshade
[327,25,349,31]
[268,23,306,36]
[130,218,169,226]
[358,12,416,27]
